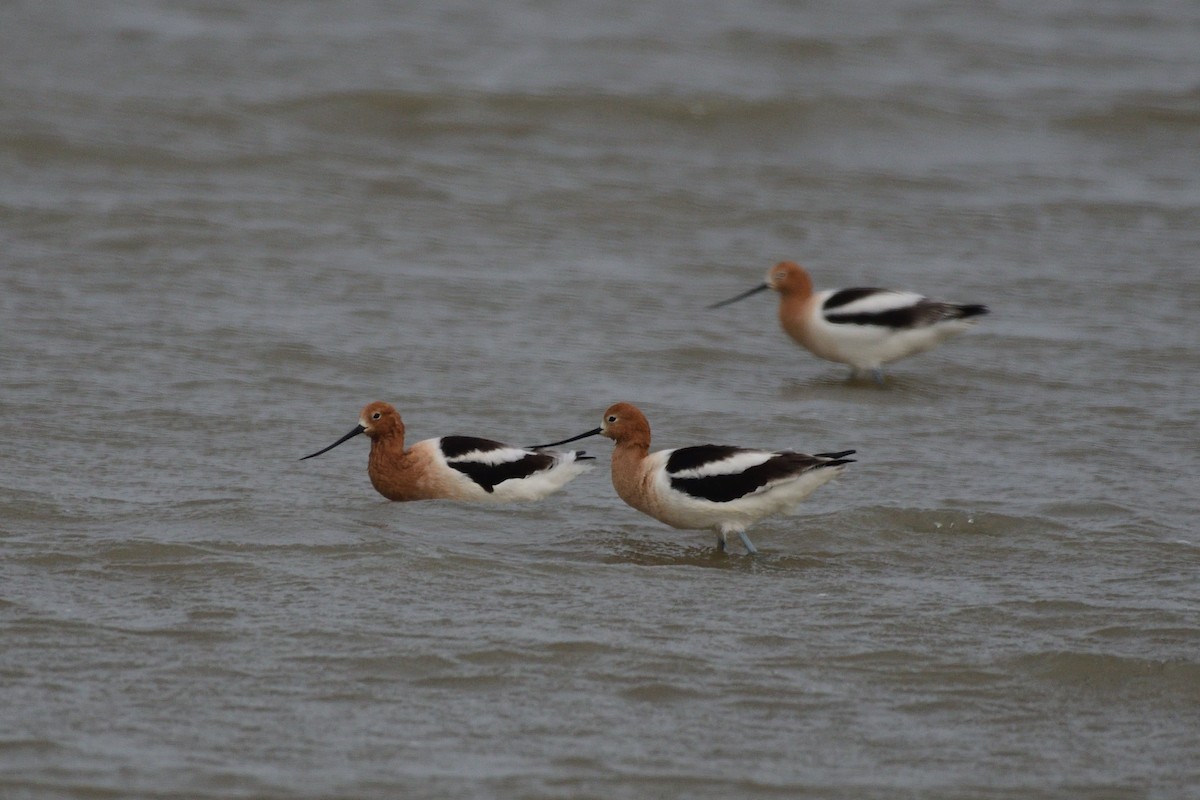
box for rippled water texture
[2,1,1198,798]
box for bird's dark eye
[606,415,617,423]
[372,412,382,420]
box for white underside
[487,457,592,502]
[804,290,978,369]
[645,450,845,533]
[427,441,593,503]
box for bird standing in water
[302,401,592,503]
[531,402,854,554]
[711,261,989,383]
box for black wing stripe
[825,305,928,329]
[448,452,556,493]
[440,435,510,459]
[827,300,988,329]
[665,444,746,474]
[670,452,831,503]
[823,287,886,310]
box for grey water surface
[2,1,1198,798]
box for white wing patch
[825,290,925,318]
[443,445,534,466]
[667,449,775,479]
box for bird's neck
[610,439,651,504]
[368,433,408,467]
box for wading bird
[531,402,853,554]
[302,401,592,502]
[711,261,989,383]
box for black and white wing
[822,288,988,329]
[439,436,573,493]
[663,444,854,504]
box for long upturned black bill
[708,282,770,309]
[525,427,603,450]
[300,424,365,460]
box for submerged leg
[737,531,759,555]
[871,367,885,386]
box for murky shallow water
[2,1,1198,797]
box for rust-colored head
[709,261,816,310]
[358,401,405,441]
[600,402,651,448]
[300,401,406,461]
[764,261,814,298]
[524,402,653,452]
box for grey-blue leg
[737,531,759,555]
[871,367,885,386]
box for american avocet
[301,401,593,502]
[531,402,854,554]
[710,261,989,384]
